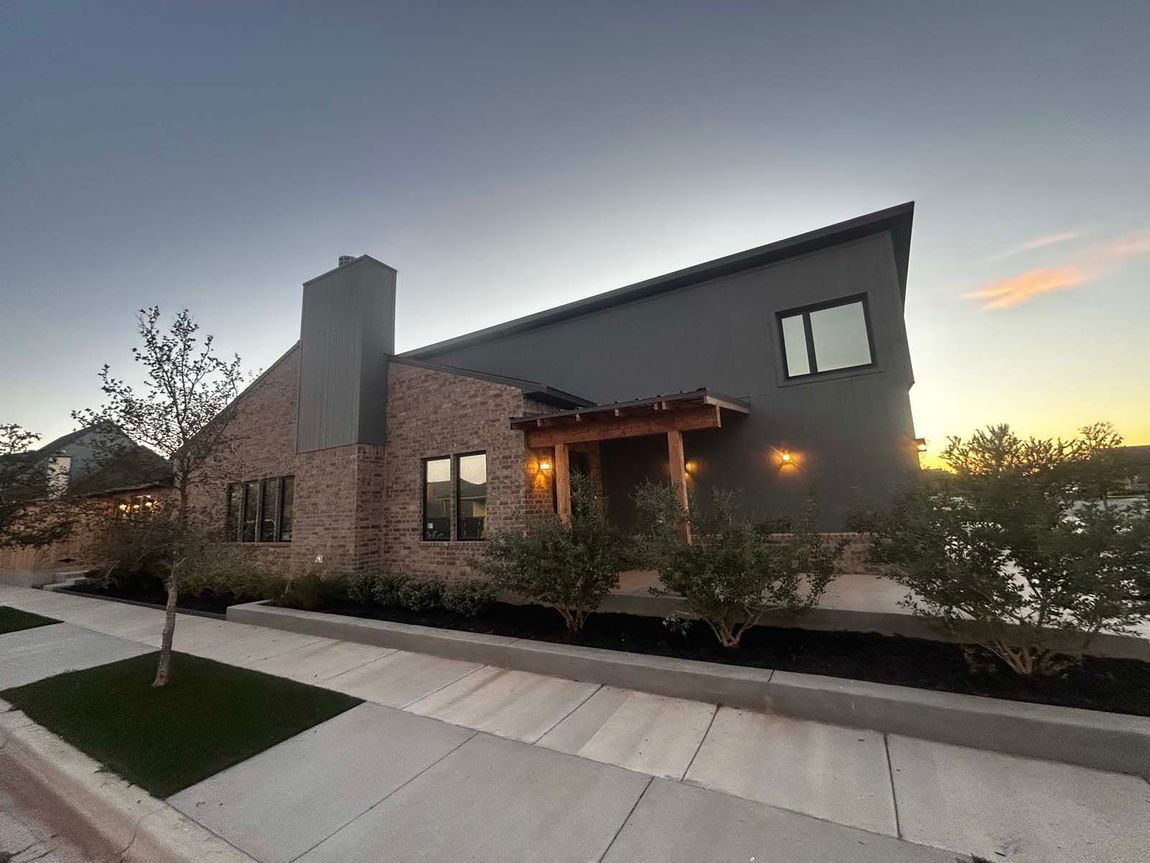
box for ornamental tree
[74,307,246,686]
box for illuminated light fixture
[914,438,928,453]
[117,503,129,511]
[537,460,552,472]
[685,459,698,474]
[780,450,793,464]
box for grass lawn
[0,606,59,633]
[2,651,361,797]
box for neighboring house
[0,425,172,573]
[188,203,920,578]
[1117,445,1150,494]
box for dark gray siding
[297,257,396,452]
[409,232,918,527]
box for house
[0,424,173,574]
[188,203,919,578]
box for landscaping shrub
[397,578,442,612]
[441,579,496,616]
[480,473,626,633]
[371,573,412,607]
[860,423,1150,676]
[280,567,349,612]
[635,484,841,648]
[345,569,381,605]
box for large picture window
[778,295,874,379]
[423,457,452,541]
[456,452,487,540]
[225,475,294,542]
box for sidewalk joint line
[883,732,902,839]
[599,774,653,860]
[680,703,719,780]
[286,729,479,863]
[530,683,603,744]
[399,663,489,710]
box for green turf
[0,606,59,633]
[2,651,361,798]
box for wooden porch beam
[554,443,571,524]
[666,430,691,543]
[524,405,722,447]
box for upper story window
[423,452,488,541]
[778,295,874,379]
[226,475,294,543]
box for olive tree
[74,307,245,686]
[635,484,841,648]
[864,423,1150,675]
[479,473,626,633]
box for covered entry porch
[511,389,751,537]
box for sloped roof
[404,202,914,359]
[390,356,594,409]
[66,445,172,496]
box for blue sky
[2,1,1148,455]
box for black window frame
[454,450,488,542]
[776,293,876,380]
[225,475,295,543]
[421,456,453,542]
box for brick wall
[380,361,534,579]
[187,346,386,573]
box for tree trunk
[152,563,178,686]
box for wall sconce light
[537,459,552,473]
[914,438,928,453]
[780,450,793,464]
[684,459,698,475]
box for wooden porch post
[666,430,691,542]
[554,443,571,524]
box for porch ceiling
[510,388,750,447]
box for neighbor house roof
[66,445,172,497]
[404,202,914,360]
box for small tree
[1074,421,1128,505]
[865,423,1150,675]
[479,474,626,633]
[635,484,841,648]
[0,424,72,548]
[74,307,245,686]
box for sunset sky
[2,2,1148,461]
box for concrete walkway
[3,585,1150,862]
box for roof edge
[403,202,914,359]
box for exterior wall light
[780,450,793,464]
[684,459,698,475]
[538,459,552,472]
[914,438,928,453]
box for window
[115,494,161,520]
[225,476,294,542]
[423,457,452,541]
[456,452,487,540]
[778,295,874,378]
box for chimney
[297,256,396,452]
[46,452,72,497]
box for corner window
[226,476,294,542]
[423,457,452,541]
[778,295,874,378]
[456,452,487,540]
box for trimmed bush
[397,578,442,612]
[480,473,626,633]
[441,579,496,616]
[371,573,412,607]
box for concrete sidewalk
[4,585,1150,862]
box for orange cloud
[968,229,1150,310]
[987,230,1080,262]
[965,266,1091,309]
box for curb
[228,601,1150,779]
[0,701,257,863]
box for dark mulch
[2,651,360,798]
[310,600,1150,717]
[0,606,59,633]
[62,579,245,616]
